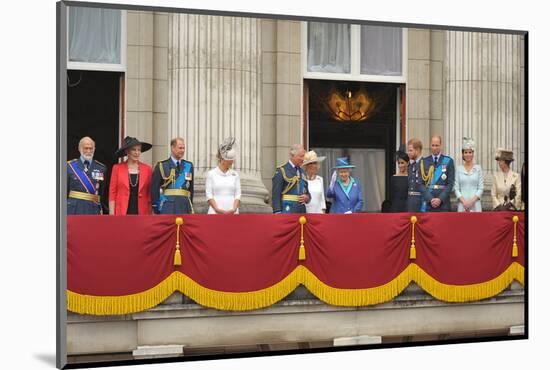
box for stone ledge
[132,345,184,359]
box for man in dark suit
[67,136,107,215]
[272,144,311,214]
[419,135,455,212]
[406,138,425,212]
[151,137,195,214]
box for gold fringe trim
[67,263,524,315]
[300,265,414,306]
[67,273,182,316]
[411,262,524,302]
[67,269,302,315]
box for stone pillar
[444,31,523,209]
[260,19,302,196]
[126,10,154,165]
[168,14,270,213]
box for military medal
[185,172,193,181]
[442,174,447,180]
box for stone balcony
[67,282,524,364]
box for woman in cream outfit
[301,150,327,214]
[491,148,521,210]
[205,138,242,214]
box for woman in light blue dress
[454,137,484,212]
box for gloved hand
[329,171,337,189]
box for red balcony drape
[67,212,524,315]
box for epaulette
[277,162,287,169]
[67,159,77,164]
[94,160,106,168]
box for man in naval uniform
[406,138,426,212]
[419,135,455,212]
[272,144,311,214]
[67,136,107,215]
[151,137,195,214]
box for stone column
[168,14,271,213]
[444,31,523,209]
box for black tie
[177,161,182,173]
[84,160,90,172]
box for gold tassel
[410,215,417,260]
[299,245,306,260]
[298,216,307,261]
[174,217,184,266]
[174,248,182,266]
[512,215,519,258]
[410,245,416,259]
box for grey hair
[78,136,95,150]
[289,144,303,157]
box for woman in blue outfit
[454,137,484,212]
[326,157,364,214]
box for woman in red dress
[109,136,153,215]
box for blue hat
[332,157,356,169]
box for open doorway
[67,70,122,206]
[306,79,402,212]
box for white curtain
[311,148,386,212]
[69,7,121,64]
[307,22,351,73]
[360,25,402,76]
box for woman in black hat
[389,145,409,212]
[109,136,153,215]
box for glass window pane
[308,22,351,73]
[360,26,402,76]
[69,7,121,64]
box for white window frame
[302,22,407,83]
[66,7,127,72]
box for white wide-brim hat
[301,150,326,167]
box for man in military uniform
[151,137,195,214]
[272,144,311,214]
[406,138,426,212]
[419,135,455,212]
[67,136,107,215]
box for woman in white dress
[205,138,241,214]
[454,137,484,212]
[491,148,521,210]
[301,150,327,214]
